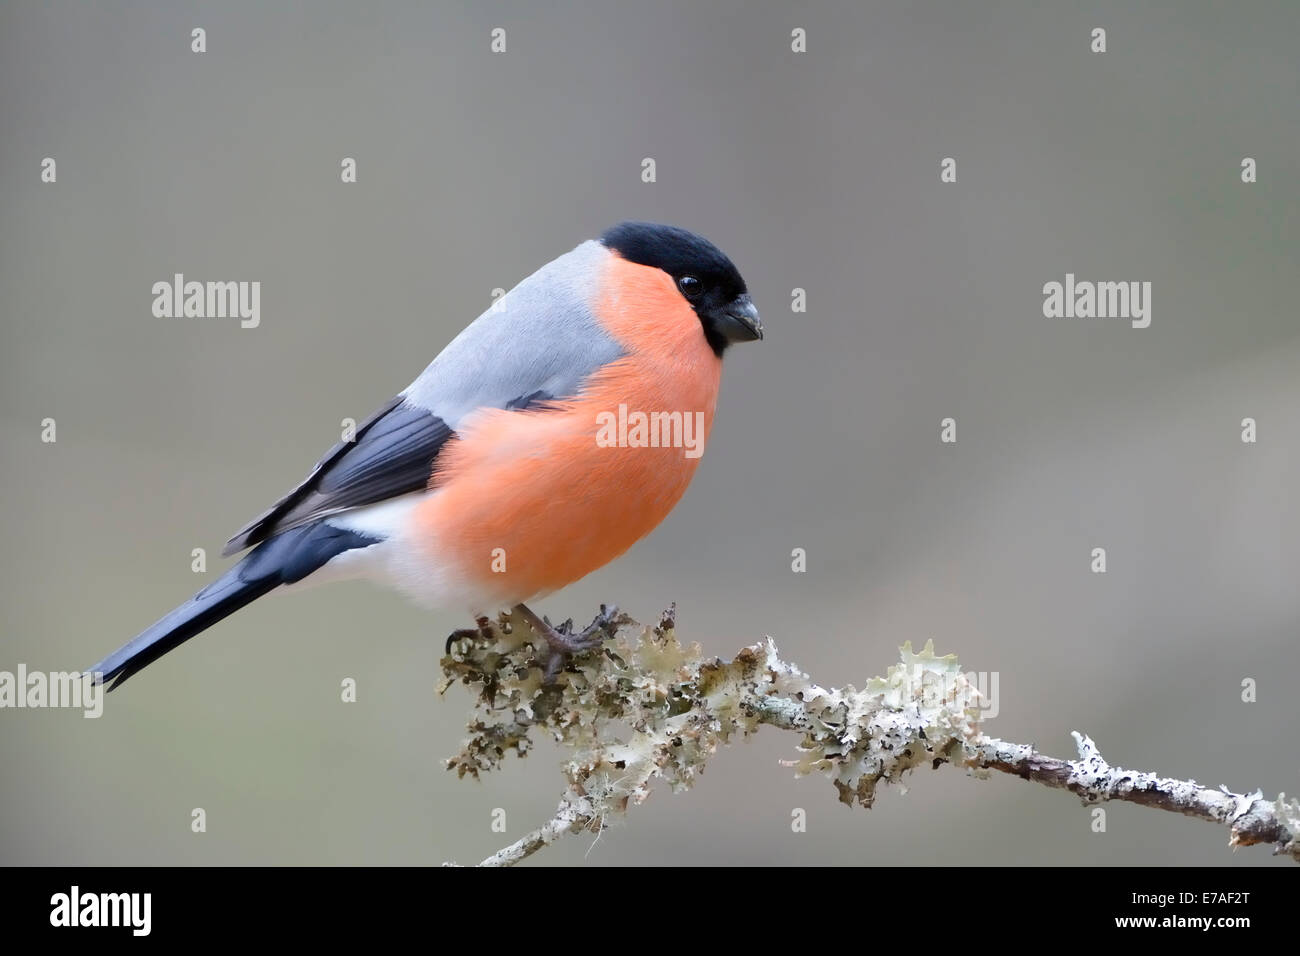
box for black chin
[701,320,729,357]
[699,297,763,356]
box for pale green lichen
[439,608,984,816]
[441,608,1298,866]
[778,639,984,805]
[1273,794,1300,855]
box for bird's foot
[444,615,496,655]
[514,603,623,682]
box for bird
[89,221,763,689]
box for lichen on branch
[437,605,1299,866]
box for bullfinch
[89,221,763,689]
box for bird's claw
[521,603,623,682]
[445,605,624,683]
[444,615,495,655]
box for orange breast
[414,254,724,607]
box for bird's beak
[718,294,763,343]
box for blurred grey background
[2,0,1297,866]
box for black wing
[221,397,453,556]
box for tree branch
[437,606,1299,866]
[471,791,598,867]
[971,733,1298,856]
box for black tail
[88,524,379,690]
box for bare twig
[437,606,1299,866]
[970,733,1299,857]
[474,791,598,867]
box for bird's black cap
[600,221,760,355]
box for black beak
[717,294,763,343]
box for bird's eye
[678,275,703,298]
